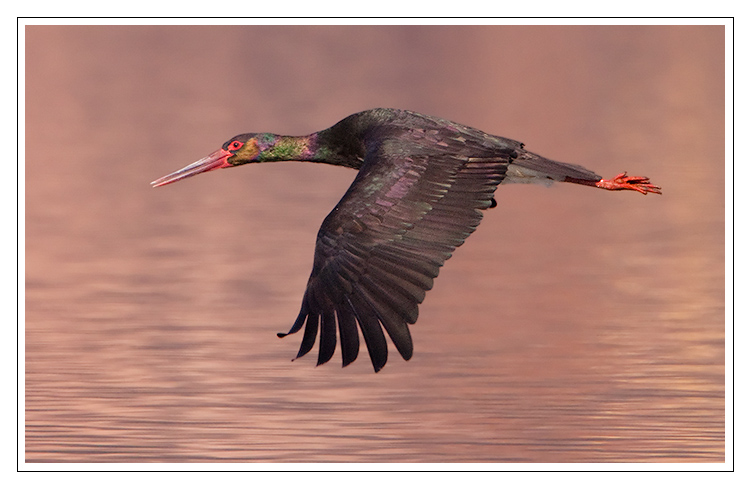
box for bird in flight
[152,108,661,372]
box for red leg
[595,172,662,195]
[566,172,662,195]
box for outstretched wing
[277,140,512,372]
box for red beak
[151,148,233,187]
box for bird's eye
[229,140,243,151]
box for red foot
[596,172,662,195]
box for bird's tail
[504,150,602,186]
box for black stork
[152,108,661,372]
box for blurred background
[24,24,725,463]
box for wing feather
[297,312,318,359]
[336,306,359,366]
[348,291,389,372]
[317,310,337,366]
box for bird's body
[152,108,660,372]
